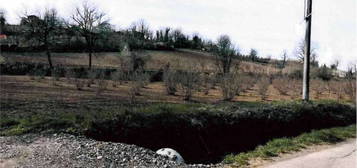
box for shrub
[28,67,47,81]
[220,68,242,101]
[87,69,97,87]
[50,66,62,86]
[95,71,109,96]
[74,79,86,90]
[240,74,257,93]
[289,69,303,79]
[65,69,85,90]
[343,80,356,103]
[316,65,333,81]
[128,71,150,103]
[257,77,270,100]
[51,66,62,81]
[272,77,289,95]
[111,70,129,87]
[86,101,356,164]
[329,81,344,101]
[286,79,302,99]
[201,72,216,95]
[177,68,201,101]
[312,80,326,99]
[325,81,334,97]
[163,64,178,95]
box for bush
[272,77,289,95]
[343,80,356,103]
[28,68,47,81]
[86,101,356,163]
[329,80,344,101]
[289,69,303,79]
[111,70,128,87]
[312,80,326,99]
[316,65,332,81]
[65,69,85,90]
[86,69,97,87]
[177,69,201,101]
[201,72,216,95]
[257,77,270,100]
[240,74,257,93]
[51,66,62,81]
[128,71,150,103]
[163,64,178,95]
[220,70,242,101]
[95,71,109,96]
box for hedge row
[0,62,163,81]
[85,101,356,163]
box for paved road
[265,140,356,168]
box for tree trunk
[88,38,92,69]
[87,35,93,69]
[45,39,53,70]
[46,49,53,69]
[89,51,92,69]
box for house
[332,69,346,78]
[0,34,6,40]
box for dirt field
[0,75,350,104]
[1,50,353,104]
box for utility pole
[302,0,312,101]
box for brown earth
[0,75,350,104]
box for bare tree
[131,19,152,41]
[177,63,201,101]
[21,9,62,69]
[249,49,258,62]
[280,50,288,68]
[257,77,270,101]
[330,59,339,70]
[71,2,108,69]
[220,65,242,101]
[119,43,150,72]
[0,9,5,33]
[295,40,317,65]
[163,63,178,95]
[214,35,237,74]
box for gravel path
[0,134,223,168]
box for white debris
[156,148,185,164]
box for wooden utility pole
[302,0,312,101]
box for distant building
[0,34,6,40]
[332,69,346,78]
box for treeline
[0,3,274,69]
[0,12,208,52]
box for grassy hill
[2,49,291,74]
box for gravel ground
[0,134,224,168]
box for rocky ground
[0,133,223,168]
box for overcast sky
[1,0,356,70]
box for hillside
[2,49,291,74]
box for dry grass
[2,50,282,74]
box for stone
[156,148,184,164]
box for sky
[1,0,356,70]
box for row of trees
[0,3,210,69]
[0,3,282,71]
